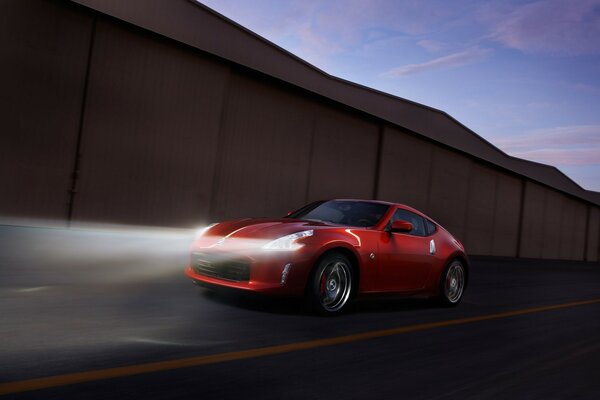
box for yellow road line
[1,298,599,396]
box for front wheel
[437,259,466,307]
[308,252,354,315]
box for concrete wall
[210,72,314,221]
[307,108,379,202]
[520,182,546,259]
[377,127,433,212]
[559,197,587,261]
[1,0,599,262]
[427,147,472,242]
[0,0,93,221]
[520,181,590,261]
[464,164,498,256]
[491,174,522,257]
[71,19,229,227]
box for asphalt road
[1,223,599,399]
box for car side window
[390,209,426,236]
[425,219,437,236]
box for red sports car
[185,199,468,314]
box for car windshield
[286,200,389,227]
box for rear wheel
[308,252,354,315]
[438,259,466,306]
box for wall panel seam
[67,14,97,226]
[303,107,317,204]
[583,205,590,261]
[207,66,233,222]
[372,123,385,200]
[515,179,526,257]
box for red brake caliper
[320,272,326,295]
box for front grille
[191,252,250,282]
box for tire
[437,259,466,307]
[307,252,354,315]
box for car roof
[329,198,409,208]
[328,199,433,220]
[329,198,395,206]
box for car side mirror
[390,220,413,233]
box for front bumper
[184,249,314,296]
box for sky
[199,0,600,192]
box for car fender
[300,230,371,291]
[425,249,469,294]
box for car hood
[192,218,336,251]
[207,218,333,239]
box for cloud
[199,0,479,70]
[382,46,491,77]
[493,125,600,166]
[417,39,444,52]
[482,0,600,55]
[293,23,344,67]
[282,0,462,66]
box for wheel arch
[450,253,470,287]
[305,246,361,297]
[431,251,471,296]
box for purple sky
[199,0,600,191]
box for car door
[377,208,433,292]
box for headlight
[262,230,313,251]
[195,223,218,239]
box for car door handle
[429,239,436,255]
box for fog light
[280,263,292,285]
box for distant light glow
[0,218,196,285]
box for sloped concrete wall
[427,148,472,241]
[377,127,433,213]
[209,72,315,221]
[1,0,598,262]
[71,19,229,227]
[0,0,93,221]
[307,108,379,202]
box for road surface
[0,224,599,399]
